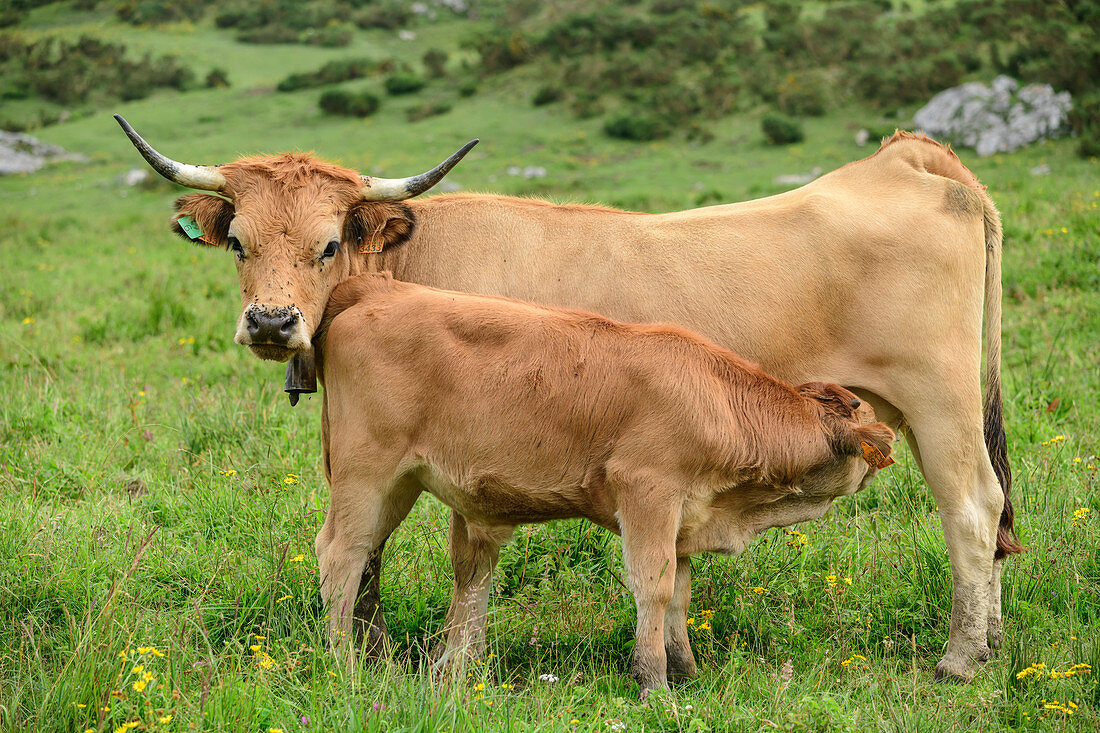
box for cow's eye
[227,236,244,258]
[321,240,340,260]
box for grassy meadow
[1,5,1099,732]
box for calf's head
[797,381,896,495]
[116,115,476,362]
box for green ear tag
[177,215,204,240]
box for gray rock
[913,75,1071,156]
[773,167,822,186]
[522,166,546,179]
[0,130,87,175]
[855,128,870,147]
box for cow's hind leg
[619,499,679,697]
[433,511,514,675]
[906,410,1003,682]
[317,468,420,664]
[664,557,697,682]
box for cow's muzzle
[235,304,311,360]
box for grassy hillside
[1,3,1099,732]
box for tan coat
[157,131,1017,681]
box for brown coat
[312,272,894,694]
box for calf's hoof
[933,652,980,683]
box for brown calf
[312,272,895,696]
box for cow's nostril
[279,313,298,337]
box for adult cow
[116,114,1021,682]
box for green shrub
[775,72,827,117]
[237,25,299,44]
[115,0,213,25]
[353,1,412,30]
[205,68,230,88]
[458,80,478,98]
[603,111,671,141]
[1069,93,1100,158]
[532,85,562,106]
[384,72,425,95]
[464,29,529,73]
[318,89,380,117]
[0,35,194,106]
[406,100,453,122]
[423,48,449,77]
[304,24,353,48]
[761,112,804,145]
[276,58,380,92]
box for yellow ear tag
[861,441,895,469]
[359,232,384,254]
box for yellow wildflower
[133,680,147,692]
[142,671,154,682]
[474,682,485,691]
[250,644,262,652]
[22,317,34,325]
[219,469,237,477]
[76,704,86,709]
[825,574,837,587]
[751,586,767,594]
[289,554,305,562]
[844,577,852,585]
[270,729,285,733]
[160,715,173,724]
[277,594,293,603]
[283,474,299,485]
[695,621,711,632]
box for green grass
[1,8,1099,733]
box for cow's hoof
[933,653,977,683]
[665,646,698,683]
[987,621,1004,651]
[638,682,671,702]
[430,645,475,680]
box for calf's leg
[433,512,514,674]
[664,557,697,682]
[619,501,679,697]
[316,469,420,664]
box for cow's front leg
[433,512,514,675]
[316,468,420,665]
[908,415,1004,682]
[351,541,388,656]
[619,501,679,697]
[664,557,697,682]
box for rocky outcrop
[913,75,1072,156]
[0,130,87,175]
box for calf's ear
[171,194,234,247]
[852,422,896,469]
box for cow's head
[116,115,476,363]
[797,381,896,495]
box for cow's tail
[882,132,1024,559]
[980,198,1024,559]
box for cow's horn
[114,114,227,192]
[360,139,478,201]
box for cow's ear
[343,201,415,253]
[171,194,233,247]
